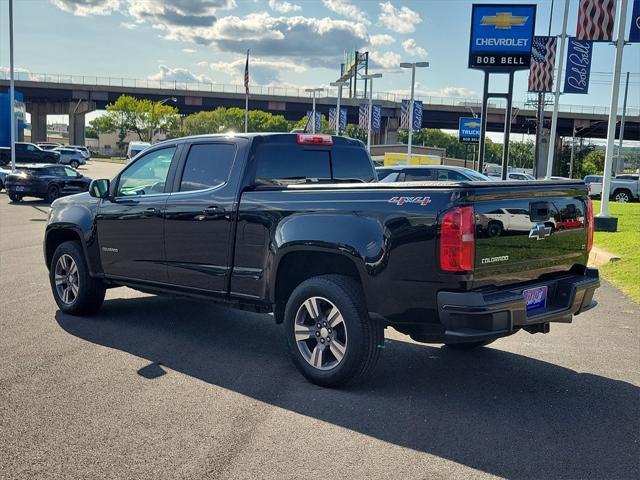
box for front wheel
[50,240,105,315]
[284,275,384,388]
[8,193,22,202]
[70,160,80,169]
[46,185,60,203]
[613,190,631,203]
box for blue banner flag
[412,101,423,130]
[630,0,640,43]
[400,100,410,129]
[358,104,369,130]
[459,117,482,144]
[339,107,347,132]
[371,105,382,132]
[305,111,322,133]
[563,38,593,94]
[329,107,347,133]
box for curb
[91,158,127,164]
[589,245,621,267]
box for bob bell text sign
[469,4,536,71]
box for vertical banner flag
[576,0,616,41]
[329,108,348,132]
[412,101,423,131]
[329,108,337,131]
[630,0,640,42]
[339,107,347,133]
[244,49,250,95]
[358,104,369,130]
[528,36,557,92]
[400,100,410,129]
[305,111,322,133]
[371,105,382,132]
[563,39,593,94]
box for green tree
[182,107,291,135]
[508,140,534,169]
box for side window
[405,170,434,181]
[180,143,236,192]
[331,148,375,182]
[255,146,331,185]
[117,147,176,197]
[27,144,37,152]
[63,167,79,177]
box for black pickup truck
[44,133,599,387]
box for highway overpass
[1,74,638,146]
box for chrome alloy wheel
[294,296,348,371]
[54,254,79,305]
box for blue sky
[0,0,638,117]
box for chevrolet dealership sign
[469,4,536,70]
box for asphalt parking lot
[0,161,638,480]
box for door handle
[143,207,160,216]
[203,206,225,217]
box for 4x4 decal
[388,196,431,206]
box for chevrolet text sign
[469,4,536,70]
[459,117,481,144]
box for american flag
[576,0,616,41]
[358,104,369,130]
[528,36,557,93]
[244,49,250,95]
[400,100,410,129]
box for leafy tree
[508,140,534,169]
[182,107,291,135]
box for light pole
[150,96,177,144]
[400,61,429,162]
[305,88,323,134]
[330,80,348,136]
[361,73,382,152]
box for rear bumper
[437,268,600,343]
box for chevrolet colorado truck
[44,133,599,387]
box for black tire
[70,160,79,169]
[8,193,22,203]
[284,274,384,388]
[46,185,60,203]
[612,189,631,203]
[444,339,496,350]
[0,179,4,191]
[49,240,105,315]
[487,221,503,237]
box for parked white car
[127,142,151,160]
[52,147,86,169]
[588,175,639,202]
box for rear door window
[179,143,236,192]
[331,148,375,182]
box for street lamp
[330,80,348,136]
[150,96,177,144]
[400,61,429,162]
[361,73,382,152]
[305,88,324,134]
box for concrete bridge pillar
[30,113,47,143]
[68,112,86,146]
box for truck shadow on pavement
[55,295,639,480]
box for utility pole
[362,73,382,152]
[400,61,429,162]
[546,0,570,179]
[330,80,348,136]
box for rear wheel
[8,193,22,203]
[70,160,80,169]
[49,240,105,315]
[46,185,60,203]
[445,339,496,350]
[284,274,384,388]
[487,221,503,237]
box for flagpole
[9,0,17,173]
[545,0,570,179]
[244,49,249,134]
[599,0,629,223]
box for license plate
[523,286,548,311]
[15,186,25,192]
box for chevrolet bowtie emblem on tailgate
[481,12,529,29]
[529,223,552,241]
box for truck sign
[459,117,481,144]
[469,4,536,71]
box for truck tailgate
[472,182,590,286]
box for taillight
[439,206,475,272]
[586,197,594,253]
[296,134,333,145]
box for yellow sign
[481,12,529,29]
[384,152,441,166]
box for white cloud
[388,83,477,99]
[368,50,402,71]
[0,66,43,81]
[369,33,395,46]
[204,57,305,84]
[51,0,120,16]
[120,22,137,29]
[401,38,427,57]
[322,0,370,24]
[379,1,422,34]
[127,0,235,27]
[182,48,197,53]
[268,0,301,13]
[148,65,213,84]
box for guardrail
[1,71,638,117]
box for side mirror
[89,178,110,199]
